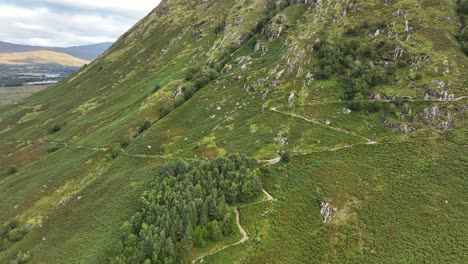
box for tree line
[110,154,262,264]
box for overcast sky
[0,0,162,47]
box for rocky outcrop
[264,14,288,40]
[419,105,456,130]
[320,201,336,224]
[381,117,417,134]
[423,85,455,101]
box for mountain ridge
[0,0,466,263]
[0,41,113,61]
[0,50,89,67]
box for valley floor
[0,85,49,107]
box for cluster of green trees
[461,0,468,14]
[460,0,468,55]
[0,219,29,253]
[110,154,262,264]
[10,250,31,264]
[347,93,383,113]
[313,37,398,101]
[134,120,152,139]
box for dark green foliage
[120,140,130,149]
[159,106,172,118]
[387,103,397,115]
[134,120,152,138]
[460,28,468,42]
[348,93,382,113]
[6,167,17,176]
[47,146,60,153]
[462,42,468,56]
[192,68,218,89]
[10,250,31,264]
[111,148,120,160]
[0,219,29,253]
[193,226,205,247]
[344,20,371,37]
[460,28,468,56]
[461,0,468,14]
[185,66,201,81]
[173,95,186,108]
[111,154,262,263]
[153,84,161,93]
[48,124,62,134]
[313,38,396,99]
[280,150,290,163]
[214,18,226,35]
[209,221,223,242]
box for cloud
[0,0,161,47]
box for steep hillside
[0,41,113,61]
[0,50,89,67]
[0,0,467,263]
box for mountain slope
[0,41,113,61]
[0,0,467,263]
[0,50,89,67]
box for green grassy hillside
[0,0,467,263]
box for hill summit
[0,0,467,263]
[0,50,89,67]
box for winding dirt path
[193,188,275,263]
[192,208,249,264]
[270,107,372,143]
[258,156,281,165]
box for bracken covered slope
[0,0,467,263]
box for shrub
[159,106,172,118]
[136,120,151,136]
[48,124,62,134]
[388,103,397,115]
[409,72,423,81]
[280,150,290,163]
[6,167,17,176]
[152,84,161,93]
[47,147,60,153]
[173,96,186,108]
[461,0,468,14]
[10,250,31,264]
[111,148,120,159]
[185,66,201,81]
[192,74,210,89]
[462,42,468,56]
[0,239,11,251]
[120,140,130,149]
[460,28,468,41]
[367,101,383,113]
[348,100,363,111]
[8,229,24,242]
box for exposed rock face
[320,201,335,224]
[381,117,417,134]
[419,106,456,130]
[274,132,289,145]
[423,85,455,101]
[264,14,288,40]
[288,93,296,107]
[172,85,184,97]
[382,104,462,133]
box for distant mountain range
[0,50,89,67]
[0,41,113,61]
